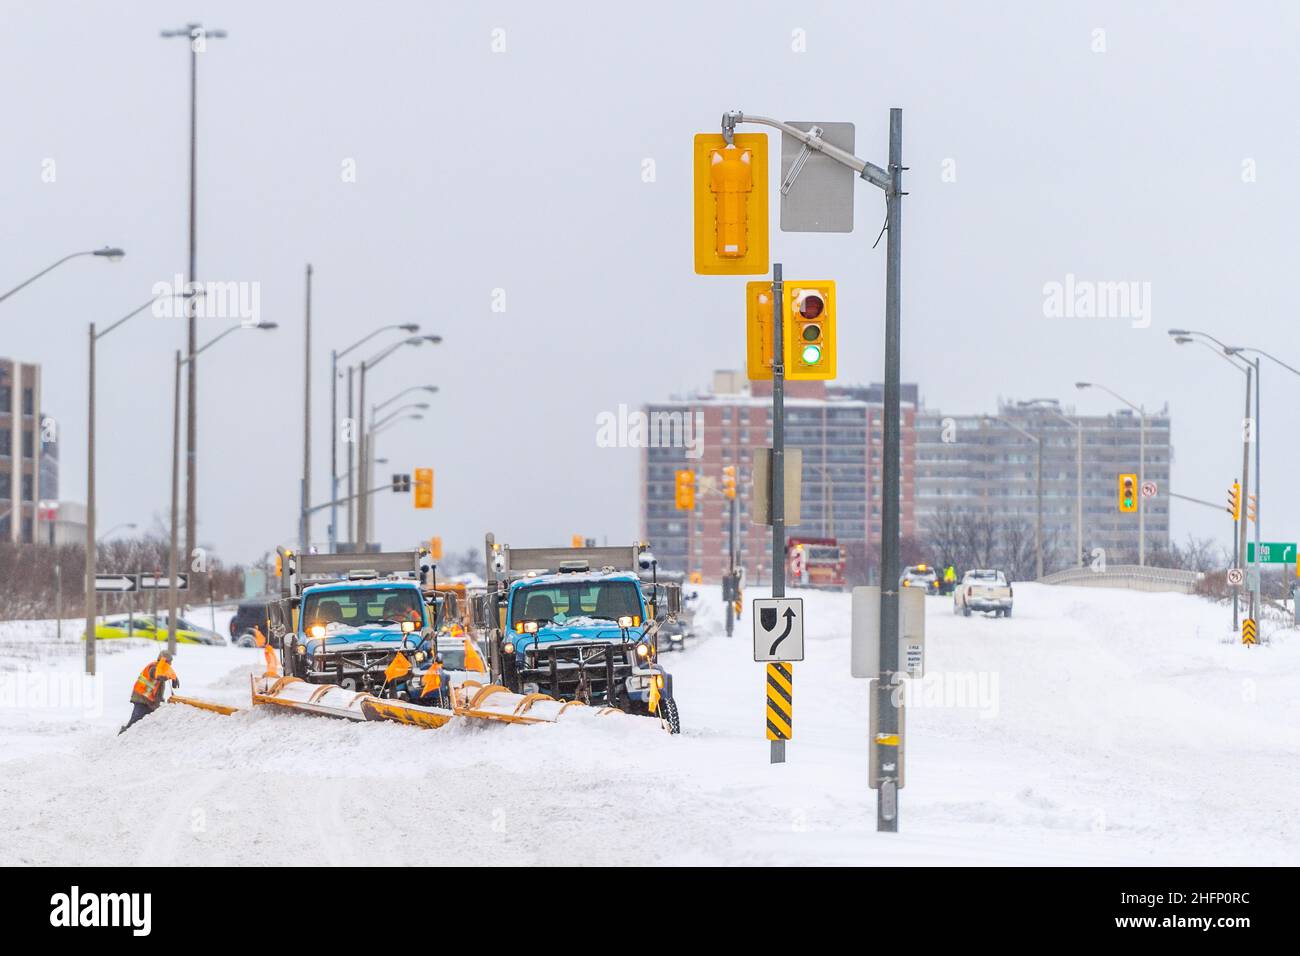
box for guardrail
[1038,565,1203,594]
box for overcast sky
[4,1,1298,564]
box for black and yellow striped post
[766,662,793,755]
[1242,617,1258,645]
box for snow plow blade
[169,694,239,716]
[249,676,660,732]
[250,675,371,721]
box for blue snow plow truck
[478,535,682,733]
[273,548,450,697]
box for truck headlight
[522,682,539,695]
[503,642,515,655]
[635,642,651,659]
[309,624,325,638]
[618,615,634,628]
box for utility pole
[876,108,904,832]
[1239,365,1252,622]
[84,322,96,676]
[300,264,312,553]
[161,22,226,572]
[346,365,355,547]
[770,262,786,765]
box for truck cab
[480,535,681,731]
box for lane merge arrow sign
[753,597,804,662]
[94,574,138,593]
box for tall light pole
[364,413,425,543]
[161,22,226,573]
[1224,345,1299,613]
[300,264,312,553]
[1019,400,1083,567]
[1076,382,1146,565]
[0,247,125,306]
[355,336,436,551]
[1170,331,1254,626]
[985,415,1043,579]
[166,321,275,653]
[330,324,419,552]
[83,291,190,676]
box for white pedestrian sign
[753,597,804,662]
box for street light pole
[84,293,188,675]
[1019,401,1083,567]
[0,247,125,307]
[161,22,226,573]
[165,321,275,653]
[1075,382,1146,565]
[300,264,312,553]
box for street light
[97,522,138,542]
[363,413,424,547]
[1170,330,1256,626]
[329,323,420,552]
[355,336,437,550]
[984,415,1043,579]
[373,385,439,417]
[162,22,227,572]
[1076,382,1147,566]
[82,291,194,676]
[1,247,125,306]
[1018,400,1083,568]
[165,321,276,652]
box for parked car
[83,615,219,646]
[156,613,226,646]
[230,596,275,646]
[953,569,1014,618]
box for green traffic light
[801,344,822,364]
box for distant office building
[640,372,1170,581]
[640,372,919,583]
[913,398,1171,566]
[0,358,44,544]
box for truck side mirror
[661,583,682,617]
[471,593,494,629]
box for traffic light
[693,133,769,276]
[722,465,736,499]
[571,535,584,548]
[392,473,412,493]
[429,536,443,560]
[785,282,836,380]
[1117,473,1137,513]
[1227,480,1241,521]
[1247,493,1257,524]
[745,281,776,380]
[413,468,433,509]
[674,469,696,510]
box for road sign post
[770,263,786,765]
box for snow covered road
[0,586,1295,866]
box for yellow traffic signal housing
[674,469,696,511]
[1227,480,1241,521]
[1247,493,1257,524]
[571,535,584,548]
[722,465,737,499]
[693,133,769,276]
[429,536,443,560]
[785,281,836,380]
[1118,473,1137,513]
[414,468,434,509]
[745,281,777,380]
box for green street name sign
[1247,541,1296,564]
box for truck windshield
[806,546,840,562]
[510,580,642,625]
[303,587,424,629]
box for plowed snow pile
[1,587,1295,865]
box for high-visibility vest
[132,660,174,703]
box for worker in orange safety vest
[119,650,179,734]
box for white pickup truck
[953,569,1013,618]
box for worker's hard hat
[158,650,174,662]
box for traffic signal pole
[770,263,786,765]
[718,108,904,826]
[876,108,904,832]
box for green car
[83,615,223,646]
